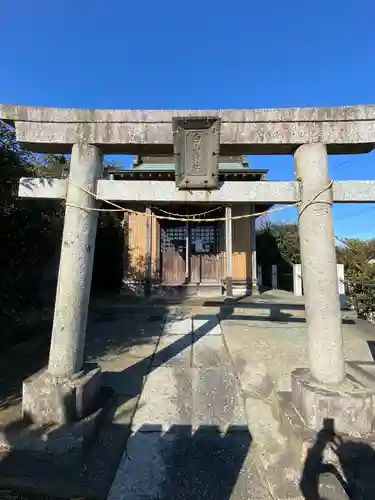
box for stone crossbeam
[2,104,375,154]
[18,178,375,204]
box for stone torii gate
[2,103,375,437]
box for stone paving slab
[152,335,193,368]
[193,315,222,336]
[243,395,303,499]
[131,366,193,432]
[132,327,247,435]
[192,335,232,368]
[162,315,192,336]
[107,427,271,500]
[192,366,247,432]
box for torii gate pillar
[290,143,374,436]
[22,142,104,425]
[294,143,345,385]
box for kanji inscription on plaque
[173,117,220,189]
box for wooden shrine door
[189,223,222,283]
[160,220,222,285]
[160,221,187,284]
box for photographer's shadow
[300,418,375,500]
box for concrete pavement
[105,310,270,500]
[98,291,374,500]
[1,291,372,498]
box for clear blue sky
[2,0,375,239]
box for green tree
[256,220,300,290]
[0,121,64,345]
[0,121,125,346]
[257,220,375,319]
[336,238,375,318]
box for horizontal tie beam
[18,178,375,204]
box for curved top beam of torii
[1,103,375,155]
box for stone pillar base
[22,364,101,425]
[291,368,375,436]
[274,387,375,500]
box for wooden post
[145,205,152,296]
[225,205,233,297]
[185,222,189,282]
[250,204,259,294]
[122,211,130,283]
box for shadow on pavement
[366,340,375,361]
[108,424,253,500]
[0,298,240,499]
[0,422,253,500]
[204,299,306,311]
[300,418,375,500]
[205,298,355,325]
[99,297,237,407]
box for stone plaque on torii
[2,103,375,442]
[173,116,221,189]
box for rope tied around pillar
[297,179,334,220]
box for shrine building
[107,154,271,297]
